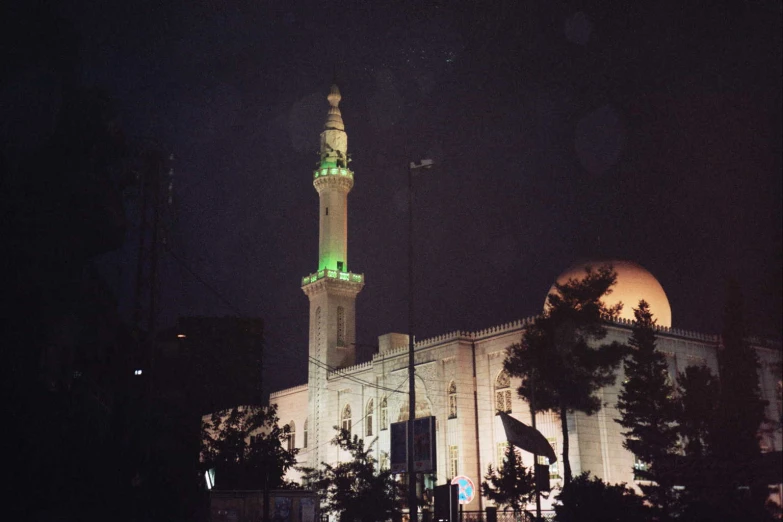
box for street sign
[450,475,475,505]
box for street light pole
[407,159,433,521]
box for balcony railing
[301,269,364,287]
[313,166,353,180]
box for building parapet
[270,383,308,399]
[327,360,373,379]
[473,316,537,340]
[610,317,720,342]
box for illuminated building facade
[269,85,782,510]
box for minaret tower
[302,84,364,466]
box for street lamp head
[410,159,434,169]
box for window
[448,381,457,419]
[287,421,296,452]
[337,306,345,346]
[366,399,374,437]
[342,404,352,434]
[337,261,344,271]
[537,438,559,479]
[633,456,648,481]
[495,370,512,414]
[380,452,389,471]
[449,446,459,478]
[303,418,308,449]
[497,442,509,468]
[325,207,329,215]
[380,397,388,430]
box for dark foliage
[714,280,768,459]
[671,281,775,521]
[615,300,678,513]
[553,472,650,522]
[504,264,626,484]
[481,445,536,513]
[677,365,719,458]
[302,427,402,522]
[201,403,298,490]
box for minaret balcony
[301,269,364,287]
[313,167,353,180]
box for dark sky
[10,1,781,396]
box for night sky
[11,1,781,397]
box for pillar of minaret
[302,83,365,470]
[315,84,353,272]
[302,84,364,372]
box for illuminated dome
[547,260,672,327]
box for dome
[547,260,672,327]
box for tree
[714,280,768,457]
[554,472,650,522]
[677,365,719,458]
[504,264,626,484]
[672,281,774,521]
[303,427,402,522]
[615,300,678,514]
[201,403,298,490]
[481,445,536,514]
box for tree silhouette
[504,264,625,484]
[481,445,535,514]
[615,300,678,515]
[201,403,298,490]
[303,427,402,522]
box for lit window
[495,370,512,414]
[287,421,295,452]
[449,446,459,478]
[537,439,559,479]
[448,381,457,419]
[366,399,374,437]
[380,397,388,430]
[342,404,352,434]
[134,369,143,376]
[633,456,648,481]
[303,418,308,448]
[497,442,509,469]
[380,452,389,471]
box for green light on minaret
[319,253,344,272]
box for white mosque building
[269,85,782,510]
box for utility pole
[407,159,433,521]
[530,370,542,522]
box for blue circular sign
[450,475,475,504]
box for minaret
[302,84,364,466]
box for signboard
[413,416,436,473]
[390,421,408,473]
[434,483,459,522]
[390,416,437,473]
[450,475,475,505]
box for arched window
[342,404,352,434]
[380,397,388,430]
[495,370,512,414]
[337,306,345,346]
[366,399,374,437]
[287,421,296,452]
[303,418,309,449]
[448,380,457,419]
